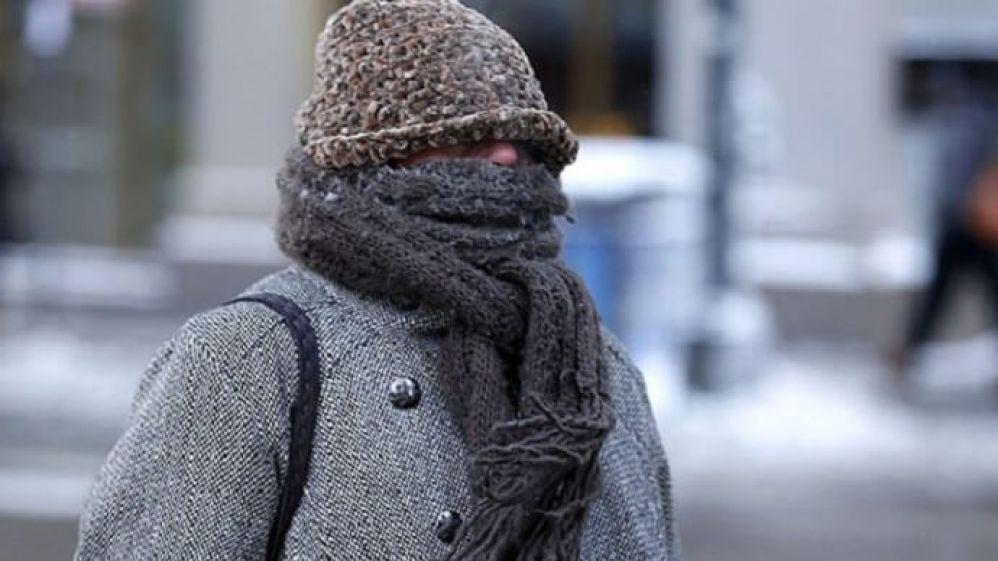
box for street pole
[706,0,738,290]
[689,0,741,391]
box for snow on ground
[665,344,998,561]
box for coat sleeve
[74,307,291,561]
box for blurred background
[2,0,998,559]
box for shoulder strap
[227,293,322,561]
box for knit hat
[295,0,579,172]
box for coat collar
[283,263,454,332]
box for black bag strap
[227,293,322,561]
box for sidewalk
[666,344,998,561]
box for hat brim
[301,108,579,173]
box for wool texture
[276,148,615,560]
[295,0,579,173]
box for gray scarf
[276,147,615,561]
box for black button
[388,377,421,409]
[435,510,462,544]
[389,293,420,311]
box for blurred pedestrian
[0,128,15,243]
[0,81,15,243]
[73,2,679,561]
[0,88,17,336]
[893,69,998,381]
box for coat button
[388,377,421,409]
[435,510,462,544]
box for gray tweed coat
[74,264,680,561]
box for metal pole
[688,0,741,391]
[706,0,739,290]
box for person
[0,108,15,243]
[894,69,998,380]
[74,2,680,560]
[0,89,17,337]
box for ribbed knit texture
[296,0,578,172]
[276,148,615,560]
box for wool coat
[74,264,680,560]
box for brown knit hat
[296,0,579,172]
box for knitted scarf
[276,147,615,560]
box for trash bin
[562,137,709,412]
